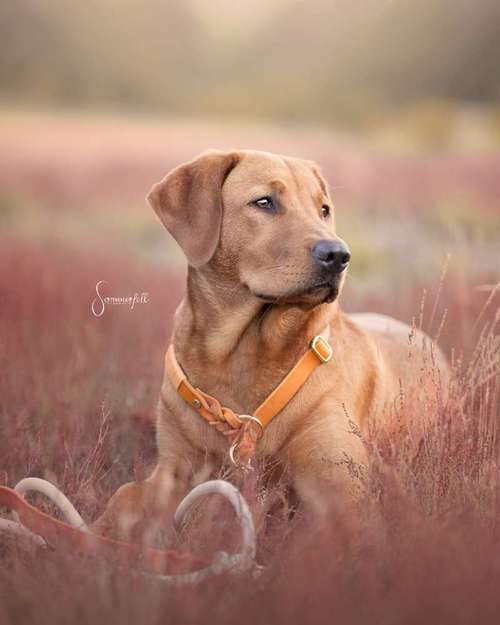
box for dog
[92,149,449,541]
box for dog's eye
[322,205,331,218]
[253,196,274,211]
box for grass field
[0,109,499,624]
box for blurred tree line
[1,0,499,123]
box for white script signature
[91,280,149,317]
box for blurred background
[1,0,499,278]
[0,0,499,490]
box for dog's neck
[171,267,341,399]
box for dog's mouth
[253,277,340,306]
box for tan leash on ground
[165,331,333,469]
[0,482,201,576]
[0,478,257,584]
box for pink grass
[1,234,499,624]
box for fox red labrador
[92,150,449,541]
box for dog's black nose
[312,239,351,273]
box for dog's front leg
[91,479,158,543]
[285,410,368,516]
[91,457,199,545]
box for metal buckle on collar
[310,335,333,364]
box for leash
[165,331,333,468]
[0,477,257,584]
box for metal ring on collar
[237,414,264,437]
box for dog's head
[148,150,350,306]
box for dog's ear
[147,150,240,267]
[307,160,330,197]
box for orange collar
[164,331,333,466]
